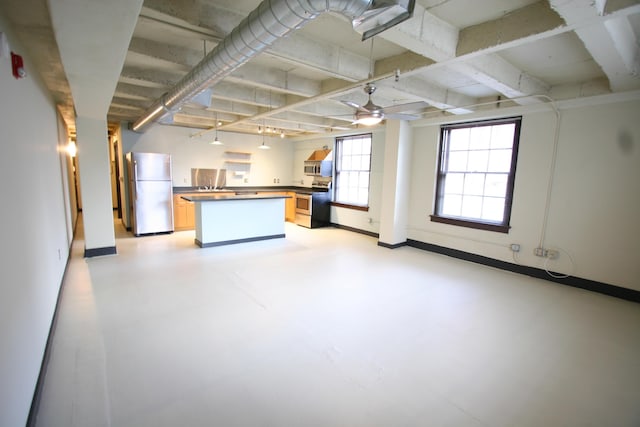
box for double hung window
[431,117,521,233]
[334,133,372,209]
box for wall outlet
[534,247,546,257]
[546,249,559,259]
[510,243,520,252]
[534,247,560,259]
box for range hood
[304,149,333,177]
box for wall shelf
[224,151,252,178]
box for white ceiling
[2,0,639,138]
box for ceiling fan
[341,83,428,126]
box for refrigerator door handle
[133,160,138,200]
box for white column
[378,120,413,246]
[76,116,116,255]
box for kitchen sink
[196,188,232,192]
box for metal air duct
[132,0,414,132]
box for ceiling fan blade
[385,113,421,121]
[340,100,369,112]
[380,101,428,115]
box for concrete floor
[34,217,640,426]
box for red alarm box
[11,52,26,79]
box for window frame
[332,133,372,211]
[430,117,522,233]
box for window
[431,117,521,233]
[334,133,372,209]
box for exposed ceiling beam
[375,2,556,107]
[450,54,551,104]
[127,37,205,69]
[137,6,223,41]
[113,83,165,102]
[374,1,458,62]
[141,0,372,82]
[457,1,566,58]
[550,0,640,91]
[378,76,476,113]
[202,99,259,117]
[265,31,370,82]
[49,0,143,119]
[119,66,179,89]
[210,82,287,108]
[224,64,322,98]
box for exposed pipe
[132,0,376,132]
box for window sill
[331,202,369,212]
[430,215,510,233]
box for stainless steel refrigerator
[126,152,174,236]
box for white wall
[121,125,294,188]
[0,12,74,426]
[407,97,640,291]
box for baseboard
[406,239,640,303]
[26,243,75,426]
[377,241,407,249]
[329,223,379,238]
[195,234,285,248]
[84,246,117,258]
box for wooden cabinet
[173,194,196,231]
[174,192,235,230]
[285,192,296,222]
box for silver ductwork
[132,0,414,132]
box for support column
[378,119,413,247]
[76,116,116,257]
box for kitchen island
[181,194,291,248]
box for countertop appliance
[304,148,332,177]
[126,152,174,236]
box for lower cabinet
[285,192,296,222]
[173,194,196,231]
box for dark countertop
[173,186,329,194]
[181,194,292,202]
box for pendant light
[258,132,270,150]
[210,112,223,145]
[258,118,270,149]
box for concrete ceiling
[2,0,639,139]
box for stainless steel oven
[295,193,312,216]
[295,193,313,227]
[295,191,331,228]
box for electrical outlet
[534,247,546,257]
[546,249,559,259]
[510,243,520,252]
